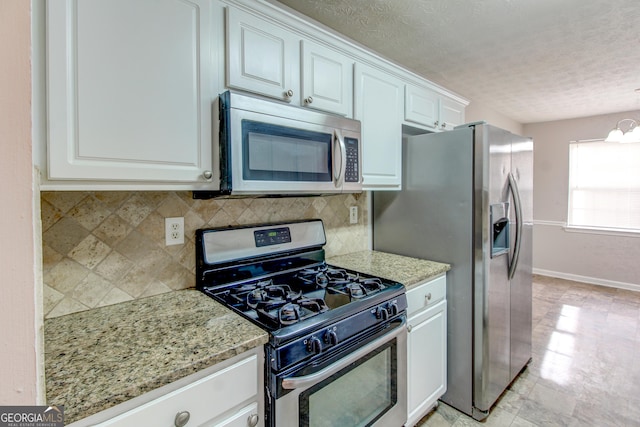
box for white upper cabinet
[226,6,299,103]
[226,6,353,116]
[355,63,403,190]
[439,96,466,131]
[405,84,466,131]
[301,40,353,116]
[405,85,439,129]
[46,0,216,184]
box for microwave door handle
[333,129,346,188]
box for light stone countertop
[44,289,268,424]
[327,250,450,289]
[44,251,446,423]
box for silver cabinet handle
[407,324,413,333]
[434,120,439,127]
[305,96,313,104]
[248,413,260,427]
[425,293,432,303]
[284,89,294,99]
[441,122,447,129]
[202,170,213,180]
[175,411,190,427]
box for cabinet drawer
[98,355,258,426]
[210,402,259,427]
[406,275,446,317]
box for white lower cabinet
[406,275,447,427]
[92,351,263,427]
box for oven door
[274,318,407,427]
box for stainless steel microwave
[194,91,362,198]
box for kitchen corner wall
[41,191,369,319]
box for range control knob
[376,306,389,321]
[387,302,399,316]
[307,336,322,355]
[324,330,338,346]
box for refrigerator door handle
[508,172,523,280]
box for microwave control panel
[344,137,360,183]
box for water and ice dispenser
[490,203,509,257]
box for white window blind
[568,139,640,231]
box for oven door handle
[281,319,406,390]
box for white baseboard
[533,268,640,292]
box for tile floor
[416,275,640,427]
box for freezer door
[473,125,512,415]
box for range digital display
[254,227,292,247]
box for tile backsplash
[41,191,369,318]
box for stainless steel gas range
[196,219,407,427]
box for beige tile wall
[41,191,369,318]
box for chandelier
[605,118,640,143]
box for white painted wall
[524,111,640,290]
[465,99,524,136]
[0,1,42,403]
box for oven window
[300,340,397,427]
[242,120,332,182]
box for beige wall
[0,1,41,404]
[465,99,524,136]
[524,111,640,289]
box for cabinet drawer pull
[425,293,432,303]
[407,324,413,333]
[202,170,213,180]
[305,96,313,104]
[284,89,294,99]
[175,410,190,427]
[248,413,260,427]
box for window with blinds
[568,139,640,232]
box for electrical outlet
[165,217,184,246]
[349,206,358,224]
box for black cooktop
[195,220,406,346]
[206,262,400,331]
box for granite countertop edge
[44,289,268,424]
[327,250,450,290]
[45,250,447,423]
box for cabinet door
[46,0,214,182]
[404,84,438,130]
[301,40,353,117]
[226,7,299,102]
[98,354,259,427]
[407,300,447,425]
[354,63,403,190]
[439,97,466,131]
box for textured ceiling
[273,0,640,124]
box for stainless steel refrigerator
[373,122,533,420]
